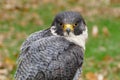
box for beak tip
[66,28,71,35]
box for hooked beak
[63,24,74,35]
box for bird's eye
[75,23,77,26]
[59,23,63,26]
[74,23,78,27]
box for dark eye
[75,23,78,26]
[74,23,78,27]
[59,23,63,26]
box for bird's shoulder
[21,29,52,50]
[20,36,83,62]
[24,36,70,53]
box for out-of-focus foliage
[0,0,120,80]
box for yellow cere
[63,24,74,31]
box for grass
[0,2,120,80]
[84,17,120,80]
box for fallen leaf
[103,55,113,62]
[20,20,28,26]
[86,72,97,80]
[71,6,85,14]
[92,25,99,38]
[4,57,15,71]
[78,77,83,80]
[97,74,104,80]
[42,0,55,4]
[15,32,27,39]
[0,69,8,75]
[86,72,106,80]
[0,61,5,69]
[0,75,7,80]
[0,34,4,48]
[102,27,109,37]
[113,62,120,73]
[110,0,120,4]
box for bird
[15,11,88,80]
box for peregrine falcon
[15,11,88,80]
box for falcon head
[50,11,88,49]
[51,11,87,36]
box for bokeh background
[0,0,120,80]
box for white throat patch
[50,26,58,36]
[50,26,88,50]
[64,26,88,50]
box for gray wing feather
[21,29,52,51]
[15,35,83,80]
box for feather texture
[15,30,84,80]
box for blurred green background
[0,0,120,80]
